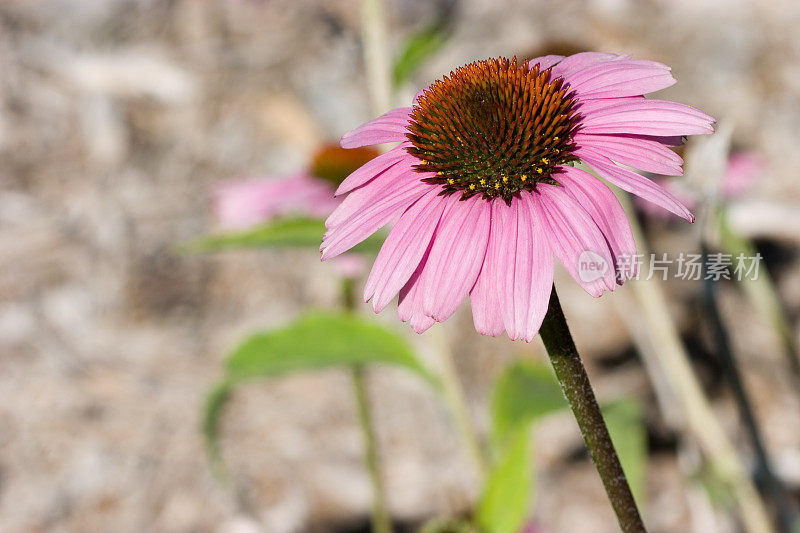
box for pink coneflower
[213,144,378,277]
[214,144,378,230]
[721,151,764,198]
[321,54,714,340]
[637,150,764,219]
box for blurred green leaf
[179,216,385,254]
[476,360,565,533]
[203,311,438,478]
[202,380,233,481]
[490,359,566,451]
[476,429,533,533]
[392,16,453,87]
[224,312,437,383]
[602,398,648,507]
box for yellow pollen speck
[448,178,454,185]
[437,171,443,175]
[521,174,528,182]
[554,136,559,141]
[494,182,500,189]
[536,167,543,174]
[542,158,549,164]
[480,178,486,185]
[502,176,508,183]
[469,184,476,190]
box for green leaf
[224,312,436,384]
[392,15,453,87]
[179,216,385,254]
[203,311,438,477]
[477,360,565,533]
[490,359,566,451]
[202,380,233,481]
[602,398,648,507]
[476,429,533,533]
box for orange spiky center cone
[407,57,581,202]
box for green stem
[539,287,646,533]
[429,329,490,479]
[352,366,393,533]
[342,279,394,533]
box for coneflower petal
[321,177,434,259]
[551,52,629,78]
[421,195,491,322]
[536,184,617,296]
[398,247,436,334]
[325,157,420,229]
[496,194,554,342]
[578,100,714,136]
[577,147,695,221]
[555,167,638,281]
[340,107,412,148]
[335,142,413,196]
[365,188,447,313]
[573,133,684,175]
[565,61,676,99]
[469,201,505,338]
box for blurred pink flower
[322,54,714,340]
[212,143,379,278]
[638,150,765,219]
[214,174,338,230]
[721,151,764,197]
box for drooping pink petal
[496,194,554,342]
[398,247,436,334]
[321,173,435,260]
[469,201,505,338]
[576,146,695,221]
[634,177,698,220]
[562,60,675,99]
[573,132,684,175]
[335,142,413,196]
[555,166,638,281]
[535,184,617,296]
[578,99,714,136]
[340,107,412,148]
[325,156,419,229]
[364,188,447,313]
[421,195,492,322]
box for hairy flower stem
[342,279,394,533]
[539,288,647,533]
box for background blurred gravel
[1,1,799,532]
